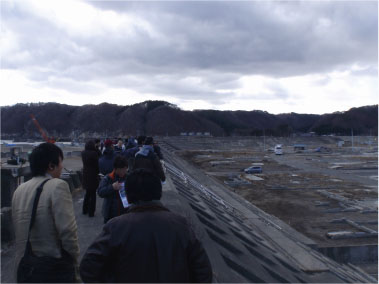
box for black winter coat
[134,151,166,182]
[80,203,213,283]
[99,148,116,175]
[82,148,100,190]
[97,172,127,223]
[123,146,140,171]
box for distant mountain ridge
[1,101,377,139]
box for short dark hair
[29,143,64,177]
[125,169,162,203]
[144,136,154,145]
[113,155,127,169]
[84,140,96,151]
[94,139,100,144]
[137,136,146,146]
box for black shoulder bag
[17,179,76,283]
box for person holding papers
[97,155,129,224]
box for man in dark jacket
[81,140,100,217]
[99,139,116,175]
[80,169,213,283]
[133,137,166,182]
[97,156,128,224]
[94,138,102,156]
[124,136,137,150]
[153,140,164,160]
[123,135,146,171]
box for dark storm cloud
[85,1,377,74]
[1,1,377,103]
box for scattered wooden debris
[244,174,264,181]
[326,218,377,239]
[326,231,377,239]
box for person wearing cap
[99,139,116,175]
[133,136,166,182]
[97,155,129,224]
[80,169,213,283]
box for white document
[118,182,129,208]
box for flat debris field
[177,138,378,248]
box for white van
[274,144,283,155]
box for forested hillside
[1,101,377,139]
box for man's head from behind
[125,169,162,204]
[104,139,113,148]
[85,140,96,151]
[144,137,154,146]
[29,142,64,177]
[137,136,146,146]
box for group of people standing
[11,139,212,283]
[81,136,166,223]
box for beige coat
[12,176,80,280]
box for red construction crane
[30,114,56,143]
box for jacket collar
[108,170,122,181]
[136,145,154,157]
[44,173,53,179]
[128,200,169,213]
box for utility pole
[263,129,266,152]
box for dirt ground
[178,147,378,247]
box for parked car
[244,166,262,174]
[274,144,283,155]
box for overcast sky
[1,0,377,114]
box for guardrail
[165,162,245,219]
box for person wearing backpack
[133,136,166,182]
[123,135,146,172]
